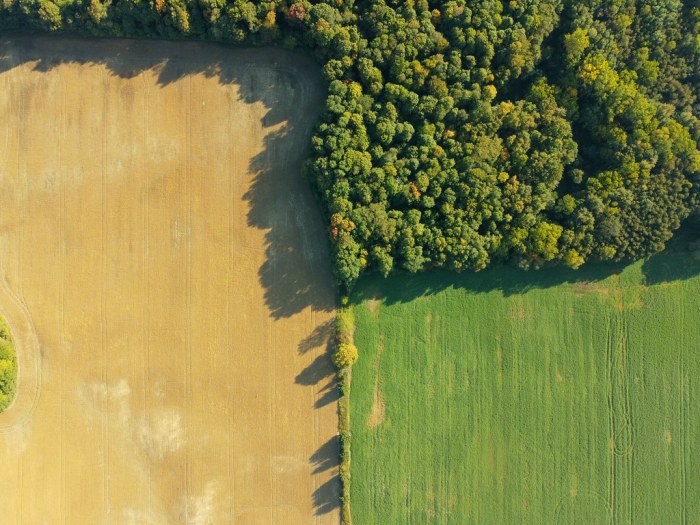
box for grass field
[350,249,700,524]
[0,35,338,523]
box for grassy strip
[338,368,352,524]
[334,304,356,524]
[0,316,17,412]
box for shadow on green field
[642,216,700,285]
[353,261,628,305]
[355,231,700,306]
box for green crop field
[350,247,700,524]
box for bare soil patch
[366,336,385,428]
[367,380,385,429]
[0,34,338,524]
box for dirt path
[0,34,338,524]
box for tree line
[3,0,698,289]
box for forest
[3,0,698,289]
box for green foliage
[335,306,355,344]
[351,258,700,523]
[3,0,699,288]
[335,304,357,522]
[0,318,17,412]
[333,342,358,369]
[337,368,352,524]
[335,301,357,406]
[564,28,590,62]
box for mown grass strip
[338,368,352,524]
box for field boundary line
[606,308,635,524]
[226,77,236,522]
[679,284,688,524]
[185,72,193,522]
[606,312,616,523]
[101,65,110,517]
[141,70,153,516]
[59,65,67,525]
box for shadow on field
[244,120,335,319]
[295,353,335,387]
[0,32,335,320]
[313,475,342,515]
[294,320,338,408]
[353,261,628,306]
[310,437,341,515]
[356,220,700,304]
[298,318,335,355]
[296,318,338,406]
[314,377,340,408]
[310,436,340,474]
[642,215,700,285]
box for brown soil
[365,298,381,317]
[0,35,338,524]
[367,381,385,429]
[572,281,611,298]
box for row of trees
[3,0,698,288]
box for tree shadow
[354,260,628,306]
[242,119,335,319]
[298,318,335,355]
[315,377,339,409]
[642,215,700,285]
[353,217,700,304]
[295,353,334,387]
[236,52,336,320]
[310,436,340,474]
[0,32,334,320]
[312,474,341,516]
[1,31,314,95]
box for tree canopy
[3,0,698,289]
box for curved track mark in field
[554,490,613,524]
[606,310,635,524]
[0,52,43,430]
[0,266,42,432]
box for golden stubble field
[0,35,338,524]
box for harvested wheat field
[0,35,338,524]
